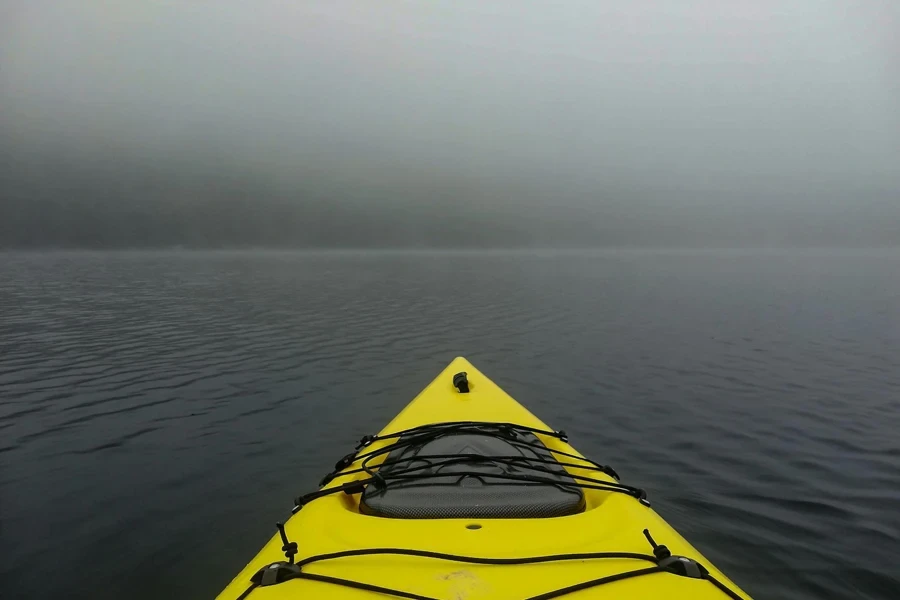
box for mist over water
[2,1,899,248]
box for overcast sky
[1,0,898,247]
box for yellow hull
[217,357,752,599]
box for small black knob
[453,372,470,393]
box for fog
[1,0,898,248]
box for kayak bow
[217,357,752,600]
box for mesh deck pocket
[359,430,585,519]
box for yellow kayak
[217,357,752,600]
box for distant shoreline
[3,246,898,254]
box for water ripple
[1,249,899,600]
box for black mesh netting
[359,430,585,519]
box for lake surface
[1,249,899,599]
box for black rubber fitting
[334,453,356,471]
[453,372,470,393]
[355,434,376,449]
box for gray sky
[1,0,899,247]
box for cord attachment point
[602,464,620,480]
[334,453,357,471]
[637,489,651,507]
[355,434,376,449]
[643,528,709,579]
[253,562,301,586]
[342,480,366,495]
[658,555,710,579]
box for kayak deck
[216,357,751,600]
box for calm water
[2,249,899,600]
